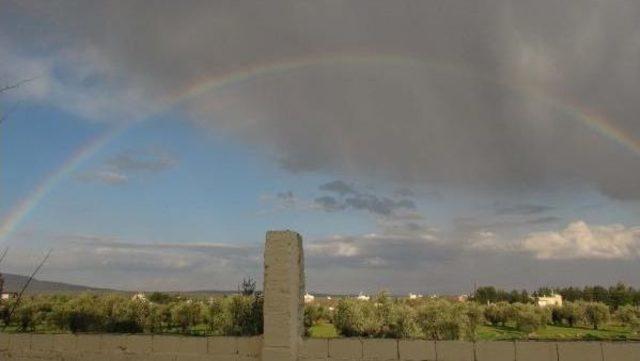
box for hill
[1,273,112,294]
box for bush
[484,302,510,326]
[416,300,465,340]
[465,303,485,341]
[225,295,263,336]
[584,302,610,330]
[511,303,548,334]
[333,299,382,337]
[558,302,585,327]
[615,305,640,333]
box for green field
[309,322,640,341]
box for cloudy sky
[1,0,639,294]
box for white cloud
[523,221,640,260]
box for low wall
[300,338,640,361]
[0,333,261,361]
[3,334,638,361]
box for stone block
[398,339,436,361]
[363,339,397,361]
[435,341,474,361]
[30,334,54,351]
[208,337,238,355]
[301,338,328,359]
[51,334,77,352]
[475,341,514,361]
[557,342,602,361]
[515,342,557,361]
[329,338,362,360]
[601,342,640,361]
[9,334,31,353]
[101,335,129,353]
[76,334,102,353]
[237,336,261,357]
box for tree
[615,305,640,334]
[559,302,585,327]
[584,302,610,330]
[238,278,257,296]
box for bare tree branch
[0,77,38,94]
[0,77,37,124]
[2,249,52,329]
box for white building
[304,293,315,303]
[131,293,148,302]
[408,293,423,300]
[537,294,562,307]
[1,293,17,300]
[356,293,370,301]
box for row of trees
[0,293,263,336]
[473,283,640,309]
[310,296,640,340]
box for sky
[0,0,639,294]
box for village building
[536,293,563,307]
[303,292,315,303]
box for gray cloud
[2,1,640,198]
[495,203,554,216]
[318,180,357,196]
[315,181,416,216]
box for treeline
[0,293,262,336]
[473,282,640,309]
[305,295,640,340]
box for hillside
[0,273,112,294]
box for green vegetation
[473,282,640,309]
[0,292,263,336]
[303,294,640,341]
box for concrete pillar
[262,230,305,361]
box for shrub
[416,300,465,340]
[584,302,610,330]
[559,302,585,327]
[465,303,485,341]
[333,299,381,337]
[511,303,547,334]
[225,295,263,336]
[615,305,640,333]
[484,302,510,326]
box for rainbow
[1,51,639,245]
[0,125,127,244]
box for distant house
[457,294,469,302]
[356,293,370,301]
[409,293,423,300]
[1,293,18,300]
[131,293,148,302]
[304,293,315,303]
[537,294,562,307]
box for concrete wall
[300,339,640,361]
[1,231,639,361]
[0,333,261,360]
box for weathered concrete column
[262,231,305,361]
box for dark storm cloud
[314,180,416,216]
[2,0,640,200]
[318,180,357,196]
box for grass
[308,321,339,338]
[308,322,640,341]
